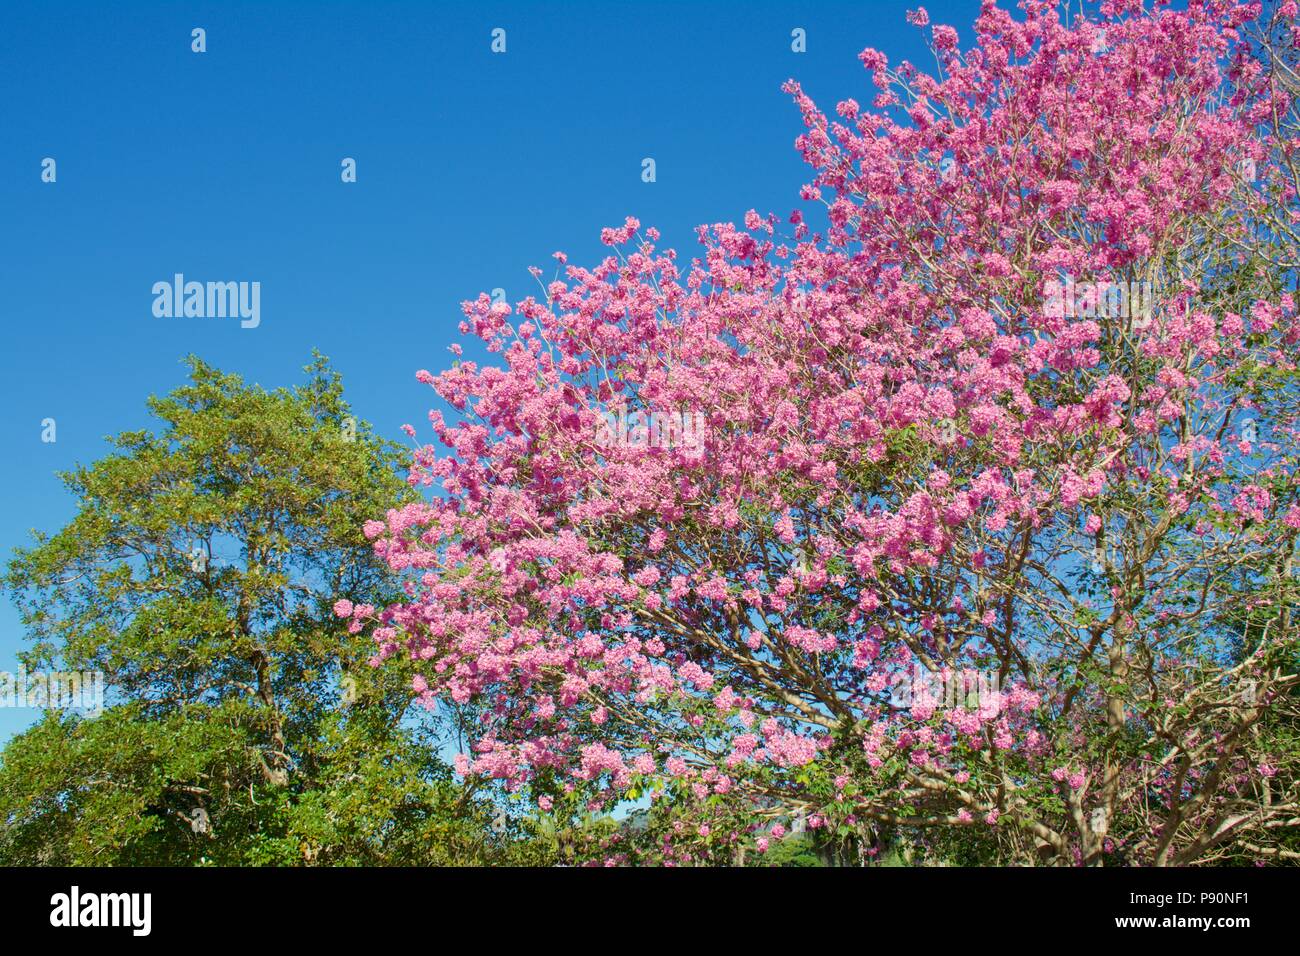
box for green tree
[0,355,506,865]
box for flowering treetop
[342,0,1300,866]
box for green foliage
[754,834,824,867]
[0,355,511,865]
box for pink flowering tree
[343,0,1300,865]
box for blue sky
[0,0,975,740]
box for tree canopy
[0,355,512,865]
[343,1,1300,866]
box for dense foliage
[0,357,514,864]
[344,0,1300,865]
[5,0,1300,868]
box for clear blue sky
[0,0,973,740]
